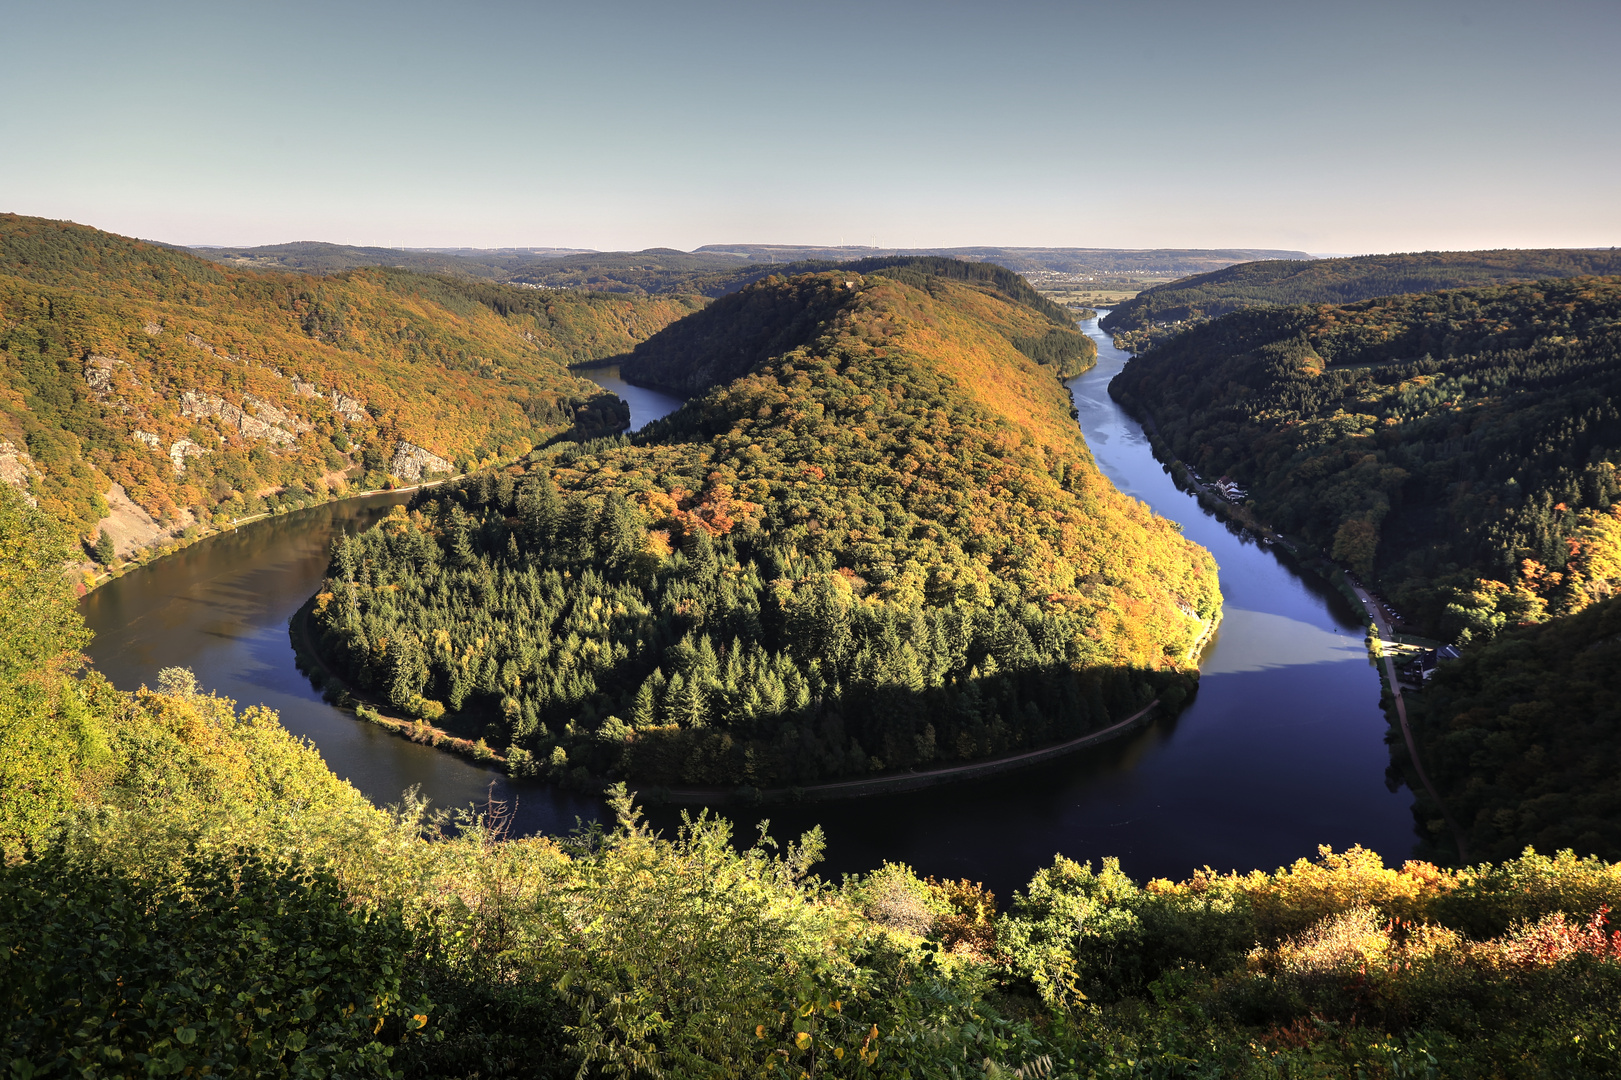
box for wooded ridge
[1102,249,1621,349]
[311,264,1214,789]
[0,214,696,567]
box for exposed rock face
[285,375,366,422]
[169,439,210,475]
[389,441,453,482]
[243,394,313,434]
[185,333,245,364]
[132,430,161,450]
[0,440,40,505]
[83,355,121,398]
[330,390,369,423]
[143,322,162,336]
[180,391,296,444]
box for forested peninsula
[308,263,1210,789]
[1102,249,1621,350]
[0,215,697,570]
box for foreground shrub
[1,849,427,1079]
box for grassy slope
[0,214,698,540]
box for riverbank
[288,595,507,771]
[649,698,1161,805]
[1347,581,1470,863]
[1108,378,1471,861]
[297,581,1172,804]
[79,477,457,596]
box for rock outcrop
[389,441,453,482]
[180,391,297,444]
[169,439,210,475]
[83,355,121,398]
[330,390,369,423]
[243,394,313,434]
[0,440,40,505]
[287,375,367,422]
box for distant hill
[0,215,697,561]
[194,241,591,279]
[194,242,1315,300]
[1101,249,1621,341]
[620,256,1096,393]
[502,249,838,297]
[697,245,1313,276]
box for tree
[93,529,116,566]
[0,486,102,849]
[1332,518,1380,578]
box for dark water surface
[580,365,685,432]
[81,494,600,833]
[83,327,1416,899]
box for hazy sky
[4,0,1617,253]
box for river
[82,324,1415,900]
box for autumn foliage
[313,268,1219,787]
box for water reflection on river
[580,365,685,432]
[82,324,1416,901]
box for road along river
[82,323,1415,900]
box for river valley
[82,326,1416,901]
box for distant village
[1184,468,1248,504]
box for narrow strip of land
[658,698,1162,804]
[1349,581,1470,862]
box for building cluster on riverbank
[1399,645,1462,688]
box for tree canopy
[1102,249,1621,349]
[313,267,1213,788]
[1112,276,1621,639]
[0,214,698,542]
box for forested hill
[618,256,1095,395]
[196,242,1316,299]
[198,243,835,297]
[313,265,1217,790]
[1409,592,1621,863]
[695,245,1314,276]
[1101,249,1621,341]
[1110,276,1621,641]
[0,214,698,565]
[196,241,592,279]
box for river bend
[82,331,1415,898]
